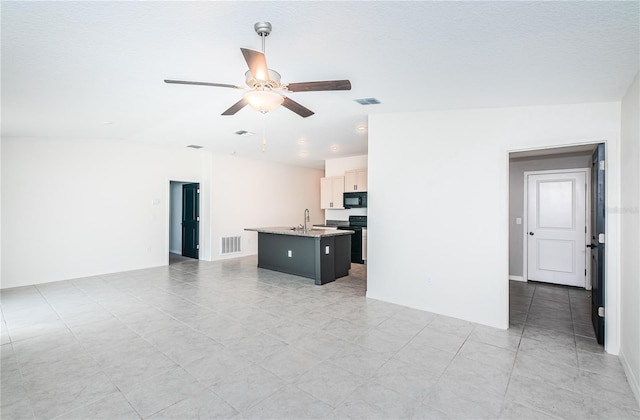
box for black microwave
[344,192,367,208]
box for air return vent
[220,236,242,255]
[354,98,381,105]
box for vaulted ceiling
[2,1,638,169]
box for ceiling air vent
[186,145,203,149]
[234,130,255,136]
[354,98,381,105]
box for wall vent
[220,236,242,255]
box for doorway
[509,143,605,345]
[169,181,200,262]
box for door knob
[529,232,534,236]
[586,244,596,248]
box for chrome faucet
[304,208,310,232]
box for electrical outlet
[325,246,330,255]
[287,250,292,258]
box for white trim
[509,275,525,282]
[605,138,621,355]
[620,349,640,408]
[522,168,590,288]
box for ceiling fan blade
[240,48,269,81]
[286,80,351,92]
[164,79,241,89]
[222,98,248,116]
[282,97,314,118]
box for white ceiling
[2,1,638,169]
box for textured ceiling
[2,1,638,169]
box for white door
[527,172,586,287]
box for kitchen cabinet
[321,176,345,209]
[344,169,368,192]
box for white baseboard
[509,275,525,282]
[620,349,640,408]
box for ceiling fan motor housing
[254,22,272,37]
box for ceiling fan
[164,22,351,118]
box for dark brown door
[182,183,199,259]
[590,144,605,344]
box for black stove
[347,215,367,228]
[337,216,367,264]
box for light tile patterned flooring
[1,256,638,419]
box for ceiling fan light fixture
[244,69,282,89]
[243,90,284,114]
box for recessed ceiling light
[186,145,203,149]
[354,98,380,105]
[297,138,306,145]
[357,125,367,131]
[234,130,255,136]
[330,145,339,152]
[299,151,309,158]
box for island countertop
[244,227,354,238]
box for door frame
[508,139,620,355]
[522,168,591,289]
[181,182,200,259]
[166,179,207,264]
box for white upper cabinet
[320,176,345,209]
[344,169,368,192]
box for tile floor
[1,256,638,419]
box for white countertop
[245,227,354,238]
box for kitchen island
[244,227,353,285]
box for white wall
[620,71,640,405]
[509,154,592,279]
[325,154,368,221]
[169,182,183,254]
[0,136,2,282]
[1,138,324,288]
[368,102,621,336]
[1,137,211,289]
[210,154,324,259]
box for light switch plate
[516,217,522,225]
[287,250,292,257]
[325,246,330,255]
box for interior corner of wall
[619,348,640,408]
